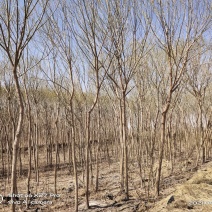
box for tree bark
[11,69,24,212]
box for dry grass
[149,163,212,212]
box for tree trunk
[85,112,91,209]
[155,111,167,197]
[119,100,124,191]
[11,69,24,212]
[71,103,78,212]
[122,93,129,199]
[95,101,101,192]
[199,102,205,164]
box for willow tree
[185,42,212,165]
[102,0,151,199]
[71,0,114,208]
[150,0,212,196]
[43,2,80,210]
[0,1,49,211]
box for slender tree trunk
[85,111,91,209]
[26,118,32,208]
[95,101,101,192]
[71,102,78,212]
[35,110,39,187]
[119,99,124,191]
[122,93,129,199]
[199,102,205,164]
[11,69,24,212]
[54,107,59,196]
[155,110,167,197]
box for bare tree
[0,1,49,211]
[102,0,151,199]
[150,0,212,197]
[185,43,212,165]
[71,0,116,208]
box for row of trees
[0,0,211,211]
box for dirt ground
[0,151,212,211]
